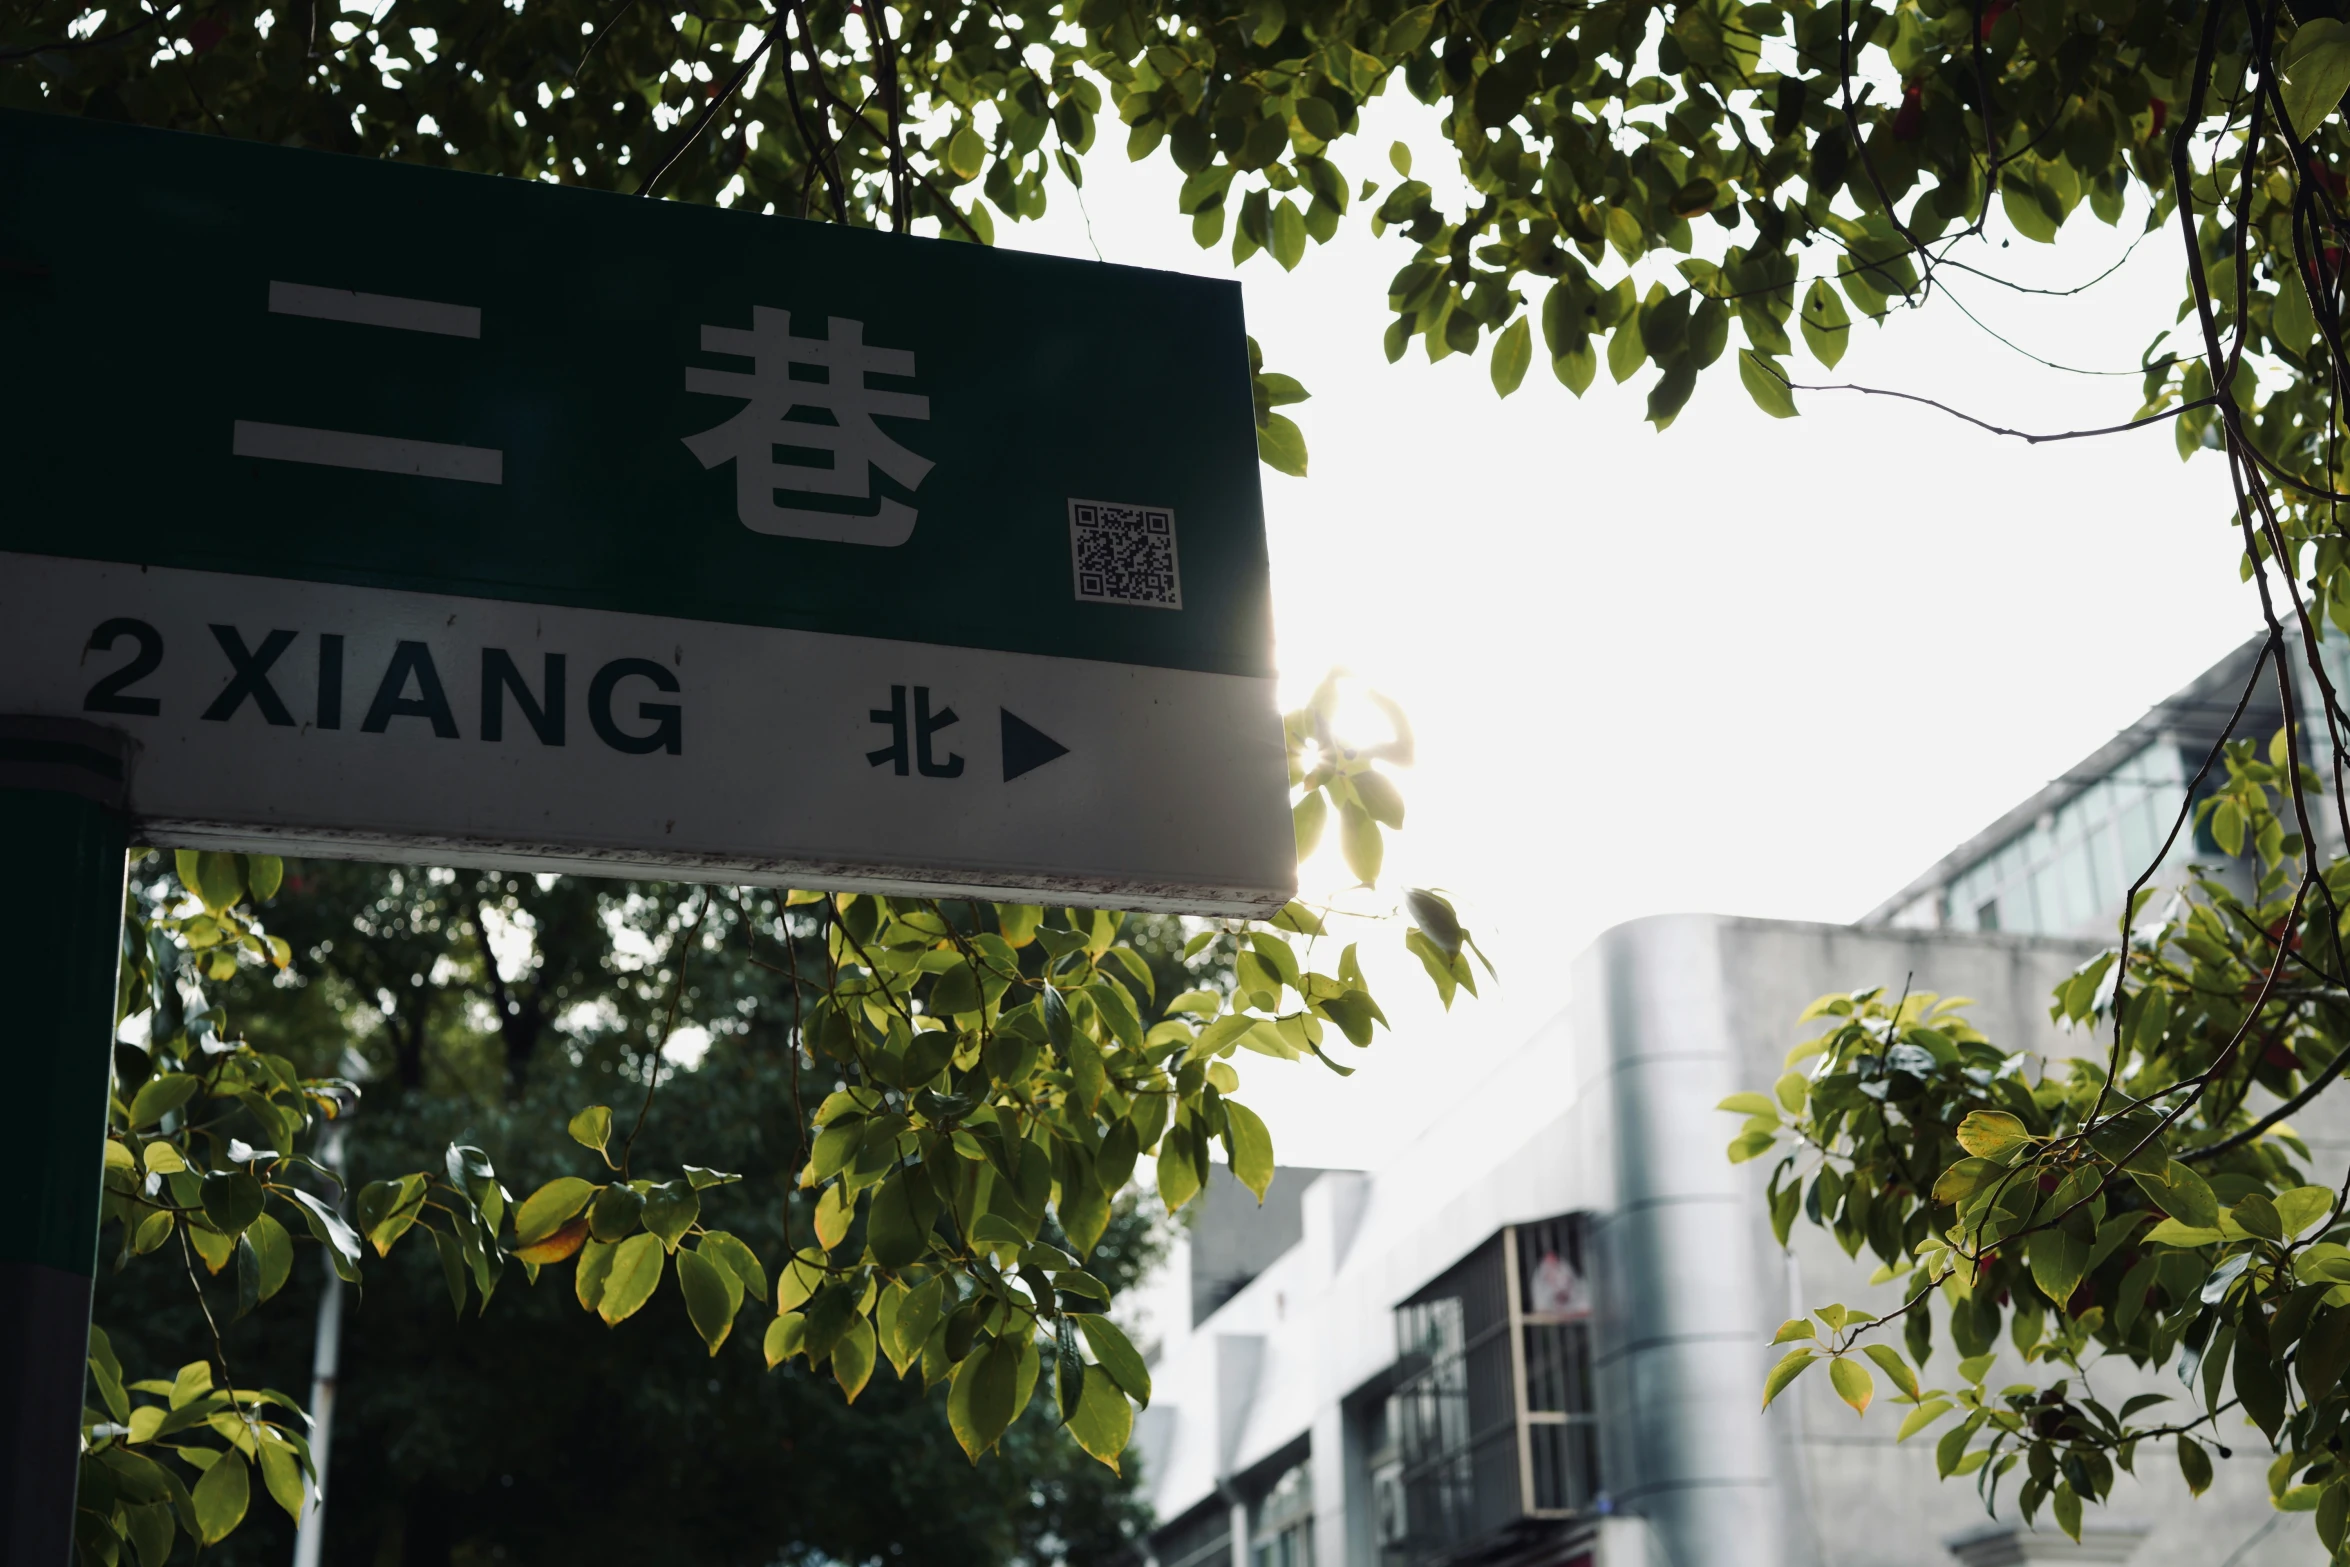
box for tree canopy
[93,860,1167,1566]
[29,0,2350,1555]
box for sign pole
[0,721,132,1567]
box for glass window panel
[2119,788,2158,877]
[2059,845,2095,929]
[2083,821,2121,915]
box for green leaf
[2134,1161,2220,1230]
[597,1232,665,1325]
[1936,1413,1982,1476]
[1039,983,1075,1052]
[2283,20,2350,137]
[567,1105,613,1154]
[1270,197,1306,270]
[1076,1314,1151,1407]
[129,1073,199,1130]
[868,1168,941,1267]
[949,1333,1023,1460]
[639,1180,700,1252]
[88,1328,130,1424]
[1717,1092,1779,1118]
[764,1312,807,1369]
[513,1177,598,1246]
[179,849,246,914]
[592,1184,648,1240]
[1066,1364,1135,1471]
[126,1497,175,1567]
[2232,1192,2284,1242]
[1607,291,1648,381]
[191,1447,250,1545]
[1799,279,1849,369]
[802,1280,865,1363]
[1897,1399,1952,1442]
[244,854,284,901]
[574,1237,616,1311]
[2276,1185,2335,1238]
[279,1187,362,1282]
[1257,410,1308,476]
[833,1314,878,1402]
[1737,349,1798,417]
[2319,1481,2349,1553]
[677,1245,743,1355]
[1339,801,1382,884]
[2302,1306,2350,1398]
[815,1181,855,1251]
[1221,1099,1275,1202]
[2028,1226,2092,1308]
[246,1212,293,1304]
[946,126,987,181]
[1932,1157,1995,1206]
[1157,1124,1203,1214]
[1954,1110,2031,1160]
[257,1439,304,1521]
[2236,1314,2287,1439]
[431,1226,468,1314]
[2178,1435,2213,1496]
[1645,363,1697,429]
[1490,317,1532,396]
[774,1246,828,1311]
[2051,1481,2082,1542]
[355,1174,427,1256]
[1862,1343,1918,1400]
[886,1275,949,1373]
[1829,1356,1873,1415]
[1762,1347,1816,1409]
[699,1230,767,1301]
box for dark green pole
[0,721,131,1567]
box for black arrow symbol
[1000,708,1069,782]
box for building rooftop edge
[1855,629,2271,928]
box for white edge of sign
[138,818,1294,918]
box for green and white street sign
[0,109,1293,915]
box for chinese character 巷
[681,306,931,546]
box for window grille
[1250,1459,1315,1567]
[1370,1215,1600,1567]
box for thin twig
[2086,629,2278,1128]
[618,888,711,1176]
[1777,376,2213,443]
[0,8,166,62]
[635,18,783,198]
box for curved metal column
[1583,915,1810,1567]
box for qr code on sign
[1069,499,1182,610]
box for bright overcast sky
[977,95,2257,1169]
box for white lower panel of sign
[0,553,1295,915]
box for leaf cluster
[77,682,1473,1561]
[1733,740,2350,1556]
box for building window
[1251,1460,1314,1567]
[1157,1500,1235,1567]
[1515,1218,1601,1514]
[1941,739,2190,937]
[1370,1215,1599,1567]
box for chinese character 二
[866,685,963,778]
[681,306,932,547]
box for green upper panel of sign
[0,111,1273,679]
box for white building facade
[1133,916,2329,1567]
